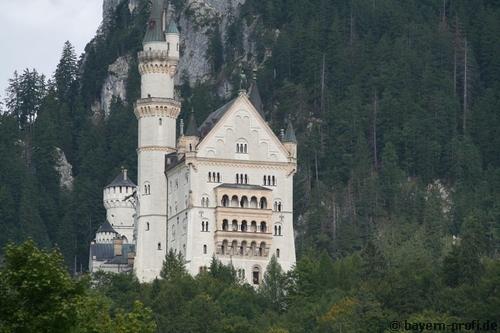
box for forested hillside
[1,0,500,331]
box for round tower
[95,220,119,244]
[103,168,136,243]
[134,0,181,282]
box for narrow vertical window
[146,222,150,231]
[203,245,207,254]
[277,248,280,258]
[158,242,162,250]
[159,118,162,125]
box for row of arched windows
[236,174,248,184]
[221,195,268,209]
[236,143,248,154]
[220,239,268,257]
[208,172,221,183]
[105,186,133,195]
[221,219,268,233]
[263,175,276,186]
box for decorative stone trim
[193,157,296,171]
[137,146,176,153]
[134,98,181,119]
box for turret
[103,168,136,243]
[165,21,180,59]
[177,110,200,156]
[283,118,297,159]
[247,69,264,118]
[95,220,118,244]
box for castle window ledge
[215,206,272,216]
[214,230,273,242]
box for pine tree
[54,41,78,103]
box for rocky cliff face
[54,148,74,191]
[101,56,131,116]
[97,0,255,115]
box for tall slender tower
[134,0,180,282]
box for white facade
[163,95,297,285]
[90,0,298,285]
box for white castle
[90,0,297,285]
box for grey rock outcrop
[54,148,74,191]
[101,56,131,117]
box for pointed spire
[283,117,297,143]
[185,109,199,137]
[167,20,179,34]
[248,68,264,117]
[144,0,167,43]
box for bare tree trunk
[349,2,354,46]
[372,91,378,170]
[320,53,326,115]
[463,37,468,134]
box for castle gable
[196,94,289,163]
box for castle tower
[134,0,181,282]
[103,168,136,243]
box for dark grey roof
[248,82,264,117]
[106,170,136,188]
[185,111,199,136]
[166,20,179,34]
[215,183,272,191]
[283,119,297,143]
[97,220,118,234]
[198,98,238,138]
[106,244,135,265]
[144,0,167,44]
[165,152,184,172]
[90,243,114,261]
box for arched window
[208,172,212,182]
[222,240,228,255]
[159,118,162,126]
[274,225,277,235]
[206,222,209,231]
[203,244,207,254]
[222,195,229,207]
[278,202,282,211]
[231,195,239,207]
[259,242,266,256]
[241,220,248,232]
[236,144,240,153]
[231,240,238,255]
[240,196,249,208]
[252,266,261,285]
[241,241,247,255]
[201,221,205,231]
[244,174,248,184]
[251,221,257,232]
[260,197,268,209]
[263,175,267,186]
[146,222,150,231]
[260,222,267,233]
[250,241,257,256]
[217,173,220,182]
[272,176,276,186]
[222,219,229,231]
[236,174,239,184]
[158,242,162,250]
[278,225,282,235]
[232,220,238,231]
[244,144,248,153]
[277,248,280,258]
[250,196,258,208]
[267,176,271,186]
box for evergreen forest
[1,0,500,331]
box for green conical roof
[283,118,297,143]
[185,110,199,136]
[167,20,179,34]
[143,0,167,43]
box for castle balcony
[134,97,180,119]
[214,230,272,258]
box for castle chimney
[114,237,123,256]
